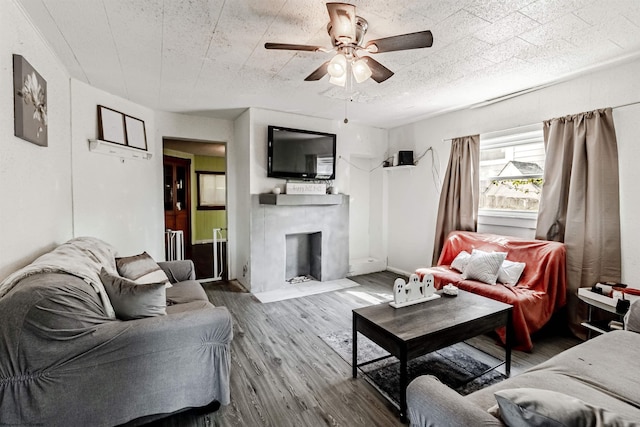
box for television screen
[268,126,336,180]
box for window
[479,124,545,215]
[197,172,225,210]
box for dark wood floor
[147,271,581,427]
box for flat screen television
[267,125,337,180]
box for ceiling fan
[264,2,433,86]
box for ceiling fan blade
[365,30,433,53]
[304,61,330,81]
[361,56,394,83]
[327,2,356,44]
[264,42,324,52]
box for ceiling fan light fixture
[327,53,347,78]
[264,3,433,86]
[329,73,347,87]
[352,58,372,83]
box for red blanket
[416,231,566,351]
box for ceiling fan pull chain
[344,65,354,124]
[344,96,349,124]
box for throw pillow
[451,251,471,272]
[116,252,172,288]
[99,268,166,320]
[625,299,640,332]
[494,388,635,427]
[462,250,507,285]
[497,259,526,286]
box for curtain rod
[442,123,538,142]
[442,101,640,142]
[613,100,640,109]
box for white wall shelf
[88,139,152,160]
[383,165,415,171]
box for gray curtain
[432,135,480,266]
[535,108,621,336]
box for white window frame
[478,124,544,234]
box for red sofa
[416,231,567,351]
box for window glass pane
[213,175,226,205]
[479,128,545,212]
[198,173,225,208]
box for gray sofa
[0,238,233,426]
[407,301,640,426]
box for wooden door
[163,155,191,258]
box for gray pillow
[100,268,166,320]
[116,251,172,288]
[494,388,635,427]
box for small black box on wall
[398,151,414,165]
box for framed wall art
[97,105,126,145]
[124,115,147,150]
[13,54,48,147]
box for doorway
[163,138,227,281]
[164,155,192,259]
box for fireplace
[249,195,349,293]
[285,232,322,282]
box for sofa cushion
[100,268,166,320]
[462,250,506,285]
[116,252,172,288]
[166,280,209,305]
[493,388,635,427]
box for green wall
[194,156,226,241]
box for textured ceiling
[17,0,640,128]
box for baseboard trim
[385,266,413,277]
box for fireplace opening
[285,232,321,283]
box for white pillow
[462,250,507,285]
[498,259,526,286]
[451,251,471,272]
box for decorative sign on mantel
[286,182,326,195]
[390,273,440,308]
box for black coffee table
[352,290,513,421]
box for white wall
[0,0,73,281]
[231,109,252,287]
[614,103,640,285]
[70,79,163,258]
[387,57,640,281]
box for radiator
[165,230,184,261]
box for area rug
[320,330,507,406]
[252,278,359,303]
